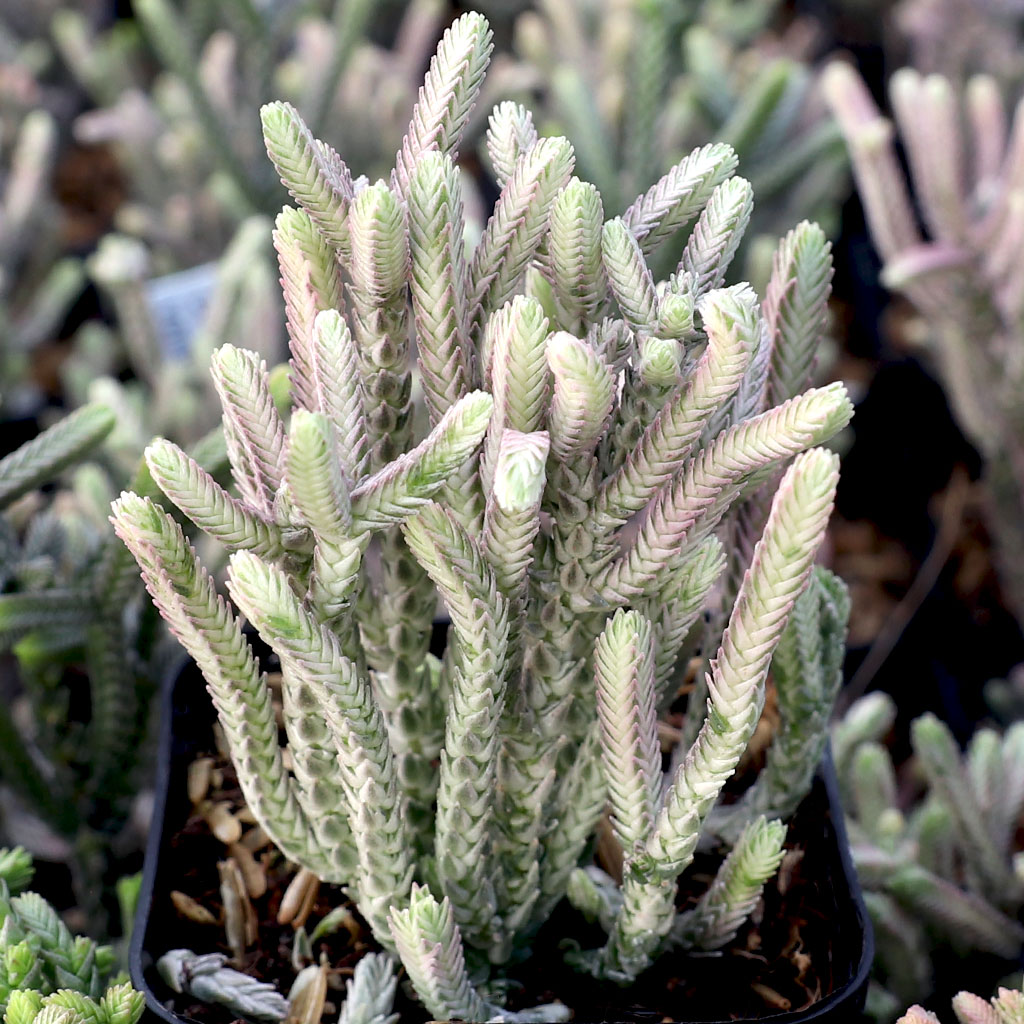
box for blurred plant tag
[144,262,217,360]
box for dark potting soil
[502,790,847,1023]
[147,753,420,1024]
[147,681,854,1024]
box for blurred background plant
[894,977,1024,1024]
[0,404,162,936]
[890,0,1024,83]
[0,394,231,940]
[824,61,1024,668]
[52,0,495,270]
[67,217,281,481]
[834,692,1024,1021]
[1,0,128,442]
[502,0,849,282]
[0,95,85,430]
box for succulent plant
[54,0,458,269]
[504,0,848,280]
[0,403,197,931]
[0,846,144,1024]
[0,102,85,423]
[824,62,1024,640]
[112,12,852,1020]
[835,694,1024,1015]
[0,404,121,840]
[897,979,1024,1024]
[156,950,290,1023]
[891,0,1024,83]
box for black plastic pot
[131,660,873,1024]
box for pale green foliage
[8,441,228,860]
[670,816,787,950]
[602,218,659,333]
[0,852,140,1024]
[581,450,839,983]
[261,101,353,254]
[0,405,171,932]
[110,491,334,879]
[337,953,398,1024]
[622,144,739,260]
[407,152,471,427]
[486,102,539,189]
[388,888,569,1024]
[836,697,1024,1010]
[389,886,491,1024]
[114,13,851,1020]
[708,565,849,840]
[0,407,114,512]
[542,178,606,335]
[351,393,493,530]
[2,985,143,1024]
[763,222,834,408]
[546,332,615,462]
[0,850,32,895]
[392,12,494,199]
[832,690,897,783]
[480,295,550,492]
[144,439,285,560]
[210,345,285,517]
[678,177,754,297]
[467,137,576,333]
[594,611,660,854]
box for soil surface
[139,664,864,1024]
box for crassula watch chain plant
[111,12,853,1021]
[834,693,1024,1014]
[0,847,144,1024]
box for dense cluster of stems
[112,13,851,1020]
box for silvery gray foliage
[113,12,852,1021]
[835,694,1024,1017]
[157,950,288,1023]
[337,953,399,1024]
